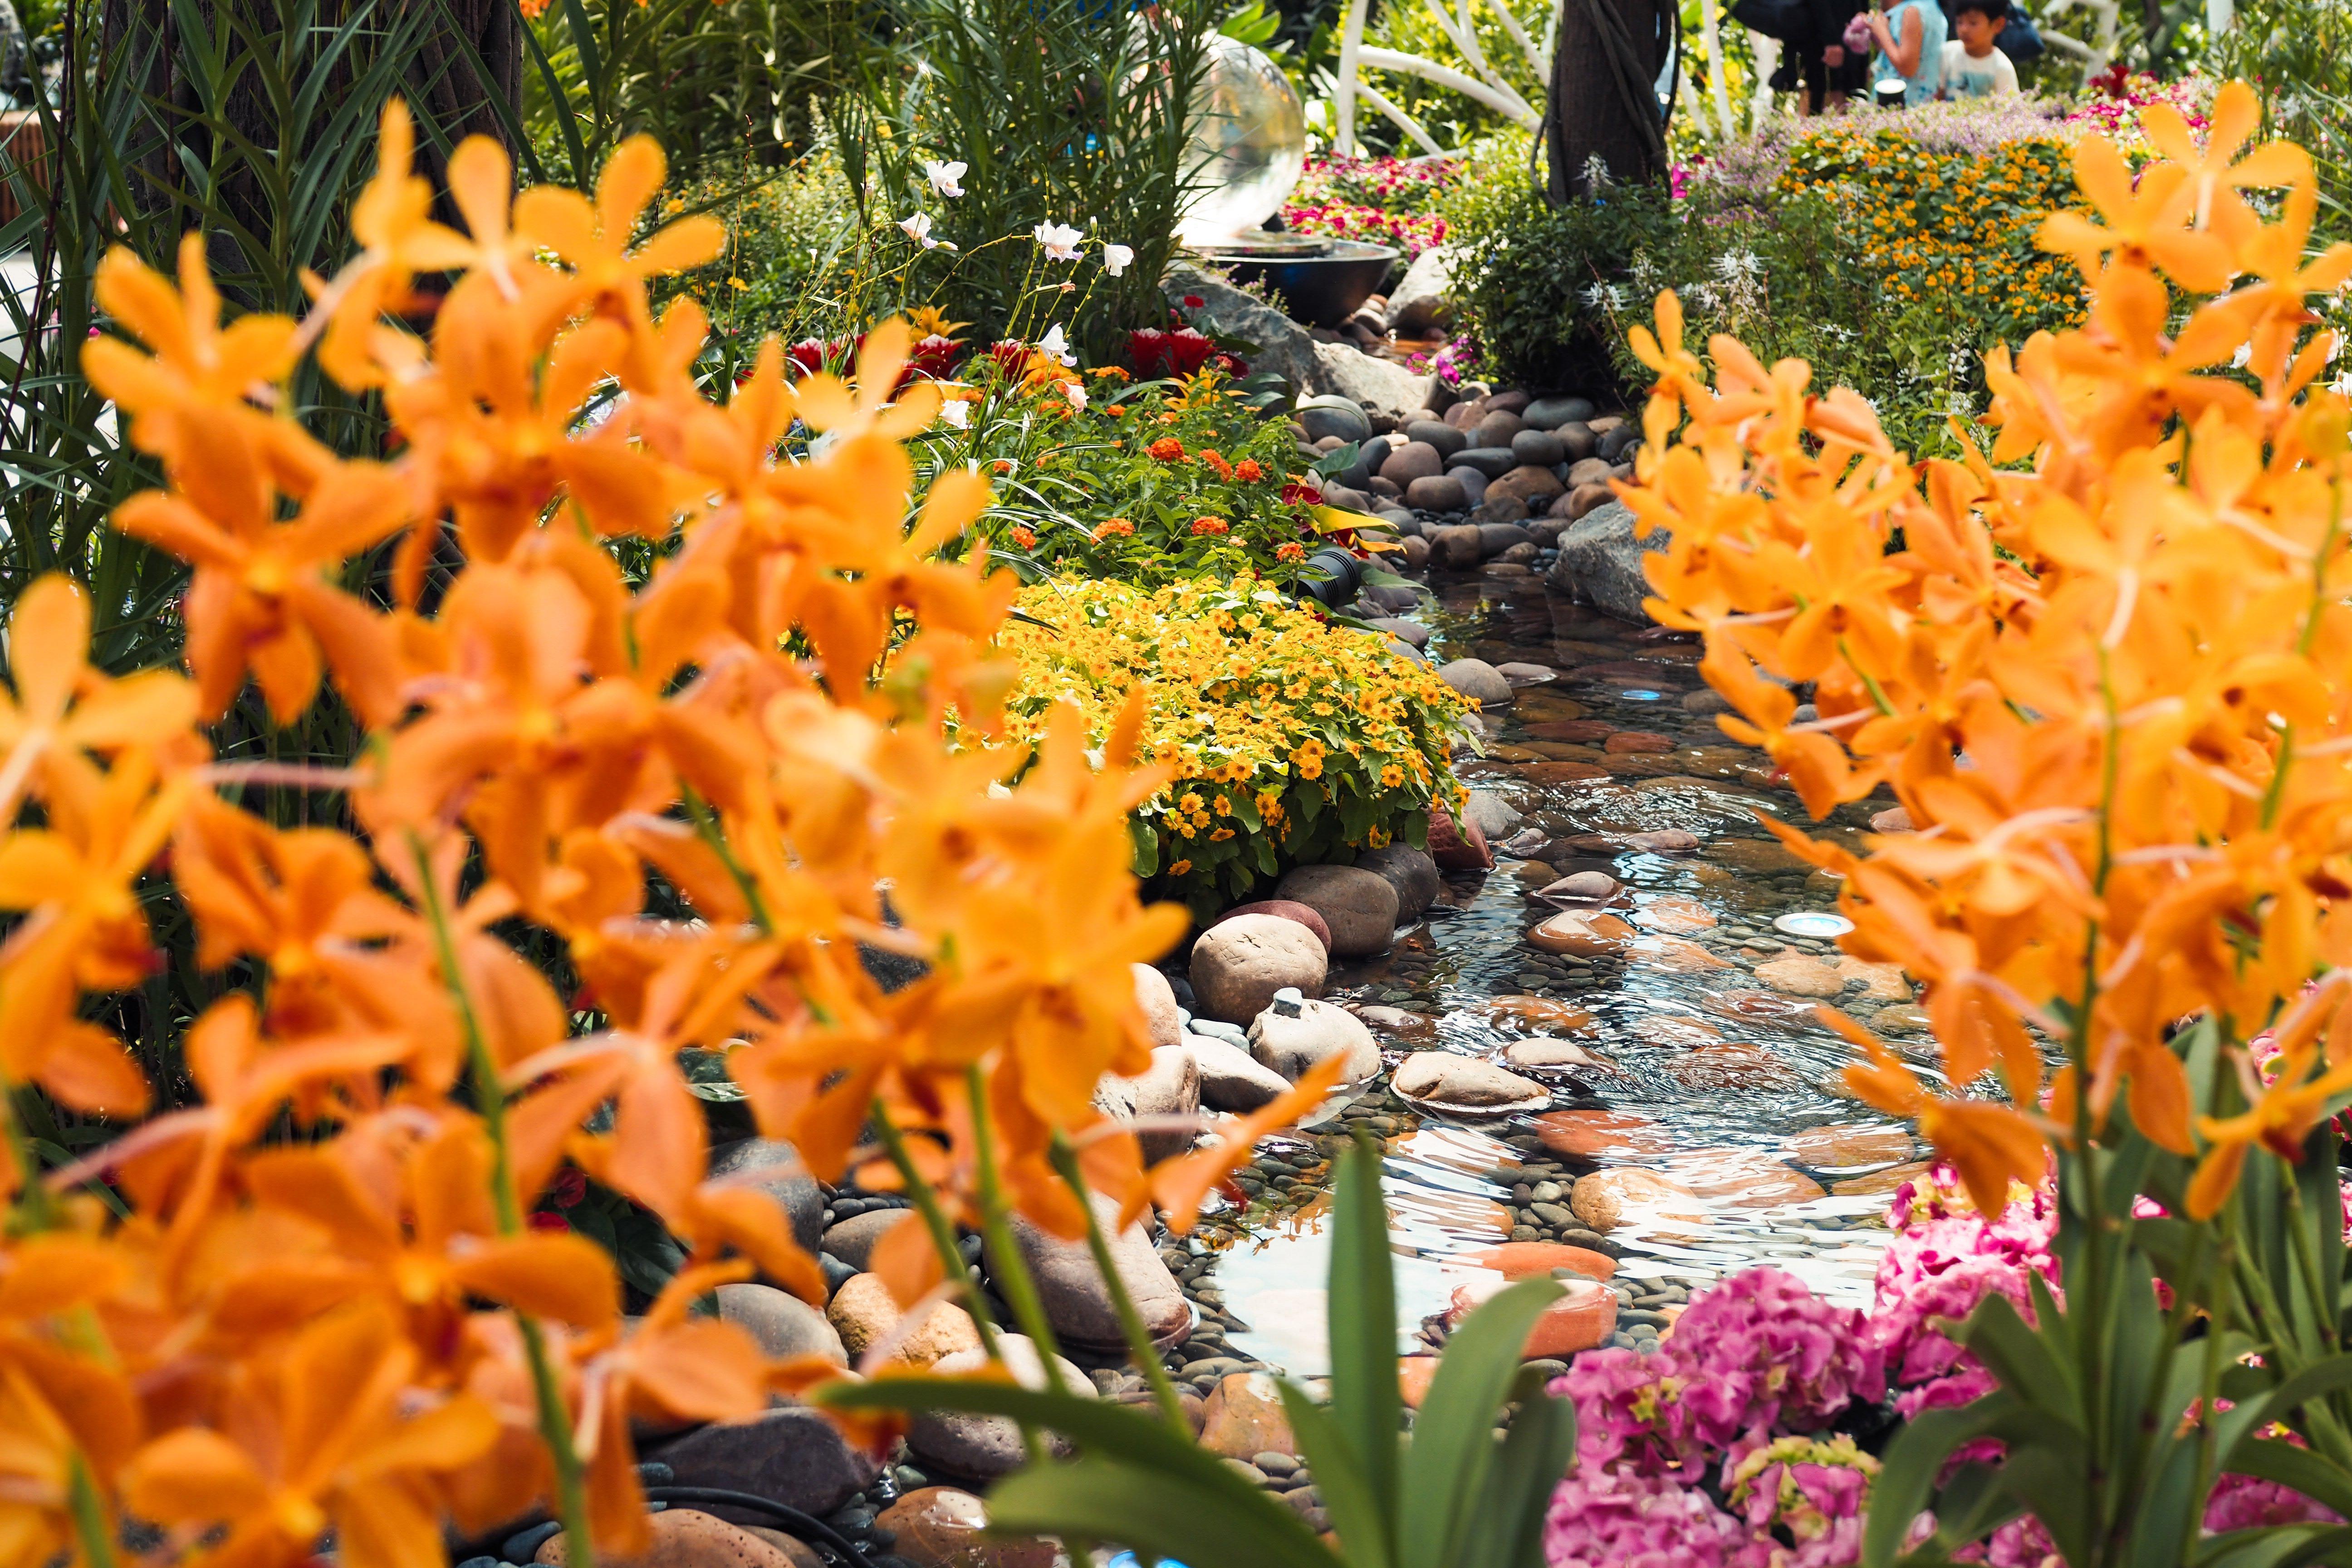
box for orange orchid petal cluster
[0,100,1275,1567]
[1623,80,2352,1221]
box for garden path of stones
[468,394,1945,1568]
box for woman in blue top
[1862,0,1947,104]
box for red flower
[548,1166,589,1209]
[527,1209,571,1232]
[1275,541,1307,562]
[1235,459,1263,482]
[1280,482,1321,506]
[1198,448,1234,480]
[898,333,966,390]
[788,335,859,378]
[1183,294,1206,309]
[1128,327,1216,379]
[1012,525,1037,549]
[1148,436,1186,462]
[1191,516,1230,535]
[1093,518,1135,540]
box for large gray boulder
[1353,844,1441,920]
[1093,1044,1202,1165]
[1188,1031,1295,1111]
[705,1138,827,1255]
[1166,264,1434,419]
[1190,913,1327,1025]
[1546,500,1668,624]
[908,1338,1093,1481]
[1249,998,1381,1086]
[651,1406,880,1517]
[1388,245,1457,335]
[1271,864,1400,957]
[989,1191,1191,1353]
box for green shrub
[918,367,1337,589]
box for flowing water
[1176,575,1932,1377]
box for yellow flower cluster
[1777,127,2089,341]
[995,577,1470,910]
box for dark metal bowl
[1200,238,1401,328]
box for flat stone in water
[1535,1109,1678,1159]
[1785,1124,1915,1169]
[1663,1041,1798,1089]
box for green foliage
[847,0,1220,362]
[1437,118,2093,454]
[519,0,882,183]
[823,1141,1573,1568]
[1868,1017,2352,1568]
[925,370,1318,585]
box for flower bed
[1282,153,1460,259]
[995,576,1469,911]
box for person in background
[1939,0,2020,95]
[1861,0,1947,105]
[1797,0,1870,113]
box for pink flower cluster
[1281,153,1460,260]
[2062,69,2216,150]
[1544,1160,2342,1568]
[1545,1270,1885,1566]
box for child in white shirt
[1940,0,2019,96]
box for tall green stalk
[411,836,597,1568]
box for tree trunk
[1545,0,1676,201]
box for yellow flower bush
[1775,125,2089,346]
[998,577,1470,911]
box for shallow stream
[1177,575,1933,1377]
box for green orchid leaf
[1397,1277,1563,1568]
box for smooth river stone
[1539,870,1620,904]
[1871,806,1916,833]
[1523,718,1616,742]
[1754,956,1850,998]
[1633,895,1717,933]
[1665,1151,1829,1208]
[1519,760,1610,784]
[1706,989,1825,1023]
[1627,828,1701,854]
[1625,1014,1722,1049]
[1447,1274,1617,1358]
[1663,1041,1798,1089]
[1833,1159,1936,1196]
[1629,935,1734,973]
[1706,838,1808,873]
[1355,1004,1436,1037]
[1392,1051,1550,1113]
[1487,996,1597,1032]
[1529,910,1635,957]
[1212,899,1333,954]
[1504,1037,1613,1072]
[1601,730,1674,754]
[1465,1240,1617,1281]
[1785,1124,1916,1169]
[1535,1109,1677,1160]
[1568,1168,1709,1234]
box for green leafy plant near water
[827,1141,1573,1568]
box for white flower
[1038,323,1076,366]
[940,397,971,429]
[1061,380,1087,411]
[923,159,967,199]
[1033,221,1084,262]
[1102,242,1135,277]
[899,212,955,250]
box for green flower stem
[0,1068,55,1234]
[867,1101,1013,1363]
[411,834,596,1568]
[68,1454,116,1568]
[1048,1136,1188,1435]
[964,1065,1076,1399]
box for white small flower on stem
[923,159,967,199]
[1033,221,1084,262]
[899,212,955,250]
[1062,380,1087,411]
[1038,323,1076,366]
[940,397,971,429]
[1102,242,1135,277]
